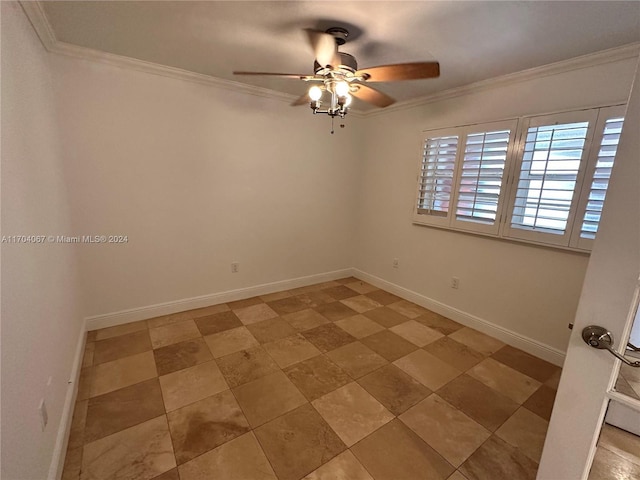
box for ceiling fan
[233,27,440,117]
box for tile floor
[62,278,561,480]
[589,424,640,479]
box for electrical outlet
[231,262,239,273]
[38,399,48,431]
[393,258,399,268]
[451,277,460,289]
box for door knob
[582,325,640,367]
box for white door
[537,60,640,480]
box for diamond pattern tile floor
[63,279,562,480]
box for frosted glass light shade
[309,86,323,101]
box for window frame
[412,104,626,253]
[568,105,626,250]
[502,109,599,247]
[413,120,519,235]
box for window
[413,105,626,251]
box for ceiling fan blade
[351,84,395,108]
[305,29,338,67]
[291,94,310,106]
[356,62,440,82]
[233,71,310,79]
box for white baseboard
[48,318,87,480]
[85,268,354,331]
[353,269,566,366]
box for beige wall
[1,3,85,479]
[50,55,361,317]
[355,57,637,354]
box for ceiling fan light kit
[233,26,440,130]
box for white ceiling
[40,1,640,109]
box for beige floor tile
[523,384,557,421]
[345,281,378,294]
[302,323,357,353]
[387,300,428,319]
[390,320,444,347]
[284,355,352,401]
[360,330,418,361]
[94,320,147,341]
[204,326,259,358]
[424,337,485,372]
[449,328,504,356]
[283,309,331,331]
[260,290,292,302]
[459,435,537,480]
[147,312,192,329]
[598,424,640,466]
[438,375,519,432]
[227,296,263,310]
[263,334,321,368]
[153,468,179,480]
[335,314,385,338]
[93,330,152,365]
[589,442,640,480]
[159,361,228,412]
[61,446,82,480]
[545,370,562,390]
[85,378,165,444]
[364,307,410,328]
[234,303,279,325]
[167,390,250,465]
[495,407,549,463]
[322,285,360,300]
[448,472,470,480]
[149,320,200,349]
[400,394,490,467]
[185,303,229,319]
[233,370,307,428]
[303,450,373,480]
[267,296,309,315]
[179,432,277,480]
[358,364,430,415]
[194,311,242,336]
[254,404,346,480]
[415,312,465,336]
[296,290,335,308]
[247,317,296,343]
[340,295,382,313]
[82,342,95,368]
[491,345,560,383]
[91,351,157,397]
[77,367,93,401]
[312,382,394,446]
[468,358,541,404]
[351,419,454,480]
[366,289,402,306]
[394,349,462,390]
[68,400,88,450]
[326,341,387,378]
[81,416,175,480]
[314,301,359,321]
[216,345,280,388]
[153,338,213,376]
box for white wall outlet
[38,399,48,431]
[393,258,399,268]
[231,262,239,273]
[451,276,460,289]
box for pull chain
[331,116,334,134]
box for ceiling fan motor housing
[314,52,358,73]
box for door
[537,60,640,479]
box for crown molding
[20,0,56,50]
[20,1,639,118]
[362,42,640,118]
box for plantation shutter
[580,116,624,239]
[416,135,459,218]
[455,129,511,226]
[510,121,590,235]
